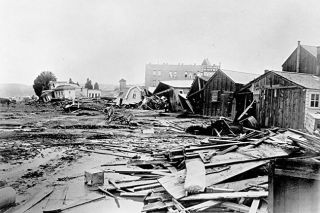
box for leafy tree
[33,71,57,97]
[85,78,93,89]
[69,78,74,84]
[94,82,99,90]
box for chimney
[317,46,320,76]
[119,79,126,92]
[296,41,301,73]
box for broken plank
[120,190,150,197]
[105,179,158,190]
[142,201,174,212]
[220,201,251,213]
[186,142,252,152]
[128,183,162,192]
[79,148,134,158]
[186,200,221,211]
[184,158,206,193]
[110,168,170,174]
[180,191,268,201]
[249,199,260,213]
[158,161,268,199]
[211,176,268,192]
[43,186,68,213]
[8,188,53,213]
[59,195,105,212]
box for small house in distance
[115,79,145,106]
[153,80,193,112]
[202,69,259,117]
[241,70,320,131]
[116,86,144,106]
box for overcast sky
[1,0,320,85]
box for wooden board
[43,186,68,213]
[211,175,268,192]
[158,160,268,199]
[7,188,53,213]
[105,179,158,190]
[180,191,268,201]
[184,158,206,193]
[205,143,288,167]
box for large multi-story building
[145,58,220,88]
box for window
[152,80,156,86]
[311,94,319,107]
[158,71,161,76]
[133,93,136,99]
[169,71,173,78]
[211,90,220,102]
[173,72,177,79]
[185,72,188,78]
[153,70,157,75]
[189,72,193,79]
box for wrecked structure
[153,80,193,112]
[201,69,259,118]
[240,70,320,131]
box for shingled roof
[221,69,260,85]
[272,71,320,90]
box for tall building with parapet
[145,58,220,88]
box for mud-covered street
[0,102,210,213]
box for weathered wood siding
[188,77,208,114]
[269,159,320,213]
[251,72,306,129]
[282,46,317,75]
[203,70,240,117]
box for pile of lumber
[97,127,320,213]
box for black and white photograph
[0,0,320,213]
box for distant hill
[0,83,35,97]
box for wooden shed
[153,80,193,112]
[269,158,320,213]
[241,70,320,131]
[282,41,320,76]
[187,75,212,115]
[202,69,259,117]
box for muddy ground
[0,102,210,213]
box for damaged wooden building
[240,70,320,131]
[187,69,259,117]
[153,80,193,112]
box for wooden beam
[10,188,53,213]
[180,191,268,201]
[249,199,260,213]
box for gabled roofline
[204,69,236,90]
[240,70,306,91]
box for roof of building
[160,80,194,88]
[124,86,143,99]
[55,85,76,90]
[301,45,317,57]
[221,69,260,84]
[198,75,212,81]
[272,70,320,90]
[201,58,211,66]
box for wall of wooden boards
[203,71,240,117]
[258,88,305,129]
[269,159,320,213]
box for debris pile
[91,126,319,213]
